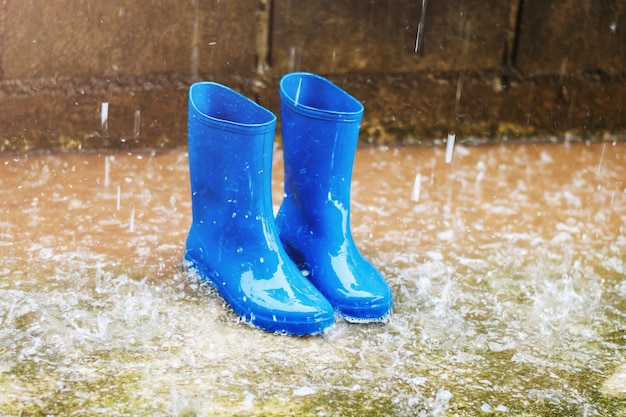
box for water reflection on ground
[0,141,624,416]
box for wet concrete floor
[0,141,625,416]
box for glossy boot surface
[185,81,334,335]
[276,72,393,322]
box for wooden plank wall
[0,0,624,152]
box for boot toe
[236,285,335,335]
[331,286,393,323]
[228,268,336,335]
[311,255,393,322]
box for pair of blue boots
[184,72,392,335]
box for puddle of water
[0,141,625,416]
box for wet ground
[0,140,625,416]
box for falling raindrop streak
[411,173,421,202]
[525,83,535,126]
[608,189,616,222]
[190,0,200,82]
[297,42,304,71]
[567,89,578,122]
[463,19,471,55]
[294,77,303,106]
[134,110,141,139]
[104,156,110,188]
[445,133,456,164]
[129,205,135,233]
[116,185,121,211]
[596,140,607,176]
[101,102,109,131]
[284,0,292,24]
[288,46,296,73]
[559,56,568,84]
[288,43,304,72]
[414,0,428,53]
[455,74,463,116]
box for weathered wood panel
[270,0,511,74]
[515,0,626,74]
[1,0,259,80]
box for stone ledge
[1,70,625,153]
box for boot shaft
[188,82,277,236]
[279,72,364,122]
[279,73,364,203]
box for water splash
[1,143,625,415]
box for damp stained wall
[0,0,624,152]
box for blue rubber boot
[276,72,392,322]
[184,81,335,335]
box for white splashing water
[0,142,625,415]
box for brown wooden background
[0,0,624,152]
